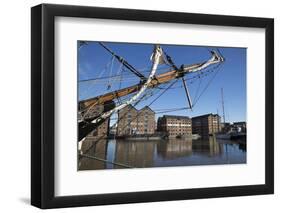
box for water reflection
[78,136,246,170]
[157,139,192,159]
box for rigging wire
[98,55,114,79]
[78,55,115,98]
[189,57,222,103]
[80,47,225,123]
[107,60,223,135]
[191,71,202,102]
[78,66,171,83]
[79,60,223,114]
[78,66,218,91]
[99,42,147,81]
[79,45,226,158]
[108,107,191,120]
[192,62,224,107]
[106,56,115,90]
[108,80,179,133]
[148,80,179,107]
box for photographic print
[77,42,246,170]
[31,4,273,208]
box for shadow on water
[78,136,246,170]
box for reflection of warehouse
[157,115,192,138]
[192,114,221,138]
[157,139,192,159]
[192,136,222,156]
[117,105,156,136]
[79,139,108,170]
[114,141,155,168]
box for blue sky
[78,41,246,123]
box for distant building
[117,105,155,136]
[157,115,192,138]
[117,105,138,136]
[137,106,156,135]
[192,114,221,138]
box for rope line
[80,154,133,168]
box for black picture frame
[31,3,274,209]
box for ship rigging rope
[80,154,133,168]
[192,71,202,102]
[80,87,157,156]
[78,66,170,83]
[83,78,190,154]
[78,63,220,108]
[80,47,224,121]
[106,56,115,90]
[80,53,223,115]
[89,45,163,125]
[79,48,225,158]
[79,55,114,100]
[78,59,222,88]
[192,62,223,106]
[98,55,114,79]
[107,107,191,122]
[80,57,124,117]
[96,80,183,148]
[80,76,192,156]
[108,80,179,137]
[148,79,179,106]
[80,60,221,116]
[103,91,196,122]
[79,85,191,160]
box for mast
[221,88,226,124]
